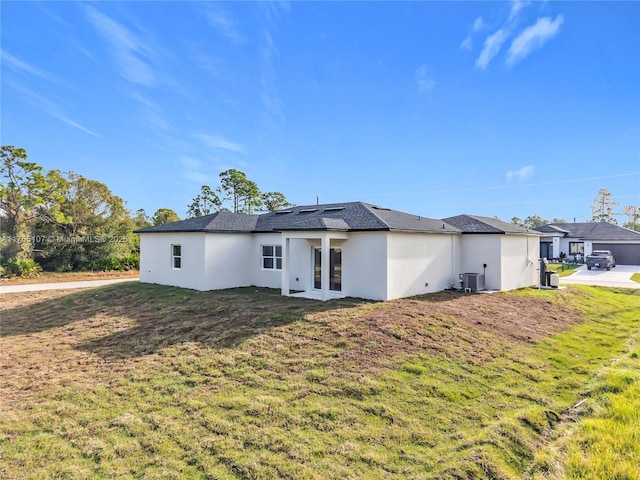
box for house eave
[136,229,254,234]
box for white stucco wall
[341,232,388,301]
[584,240,593,257]
[499,235,539,290]
[250,233,287,289]
[459,235,501,290]
[558,237,586,259]
[140,229,537,298]
[139,233,207,290]
[386,232,459,300]
[458,234,539,291]
[288,238,314,292]
[551,236,561,259]
[203,233,253,290]
[140,232,258,291]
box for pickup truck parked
[586,250,616,270]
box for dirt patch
[416,290,582,343]
[0,270,139,285]
[0,285,585,408]
[306,290,583,372]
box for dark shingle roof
[535,222,640,241]
[442,214,540,235]
[536,224,571,234]
[135,212,259,233]
[136,202,461,234]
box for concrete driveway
[0,278,139,294]
[560,265,640,289]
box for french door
[313,247,342,291]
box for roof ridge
[359,202,397,230]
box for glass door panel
[330,248,342,292]
[314,248,322,290]
[314,247,342,292]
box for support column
[281,236,290,296]
[321,234,330,301]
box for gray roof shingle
[535,222,640,241]
[442,214,539,235]
[135,212,259,233]
[136,202,461,234]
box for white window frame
[172,244,182,269]
[261,245,282,270]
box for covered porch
[281,231,349,301]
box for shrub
[79,253,139,272]
[3,258,43,278]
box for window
[569,242,584,255]
[262,245,282,270]
[172,244,181,269]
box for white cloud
[509,0,530,22]
[1,49,61,84]
[260,30,285,125]
[415,65,436,92]
[6,80,97,136]
[84,6,156,87]
[204,5,246,43]
[259,1,291,28]
[196,133,245,154]
[192,51,223,78]
[506,15,564,67]
[460,17,486,51]
[125,91,171,131]
[475,29,509,70]
[507,165,535,182]
[473,16,486,32]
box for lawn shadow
[1,283,370,359]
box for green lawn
[632,272,640,284]
[1,284,638,479]
[547,263,582,277]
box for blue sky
[2,1,639,223]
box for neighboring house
[136,202,540,301]
[535,222,640,265]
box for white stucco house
[136,202,540,301]
[535,222,640,265]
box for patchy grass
[531,322,640,479]
[0,269,139,285]
[547,263,581,278]
[631,272,640,284]
[1,284,638,479]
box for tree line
[511,188,639,231]
[0,146,293,277]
